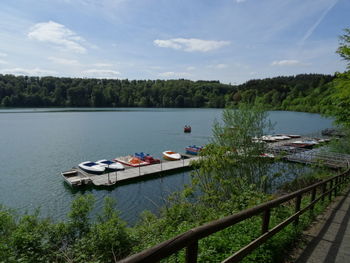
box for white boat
[162,151,181,161]
[261,135,277,142]
[288,134,301,138]
[273,135,291,140]
[78,161,105,174]
[96,159,124,171]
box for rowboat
[96,159,124,171]
[78,161,105,174]
[163,151,181,161]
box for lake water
[0,108,333,224]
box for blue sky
[0,0,349,84]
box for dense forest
[0,73,334,113]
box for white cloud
[0,59,8,65]
[28,21,87,53]
[48,56,80,65]
[154,38,230,52]
[0,67,57,76]
[93,63,113,67]
[235,0,247,3]
[158,71,192,78]
[271,60,303,66]
[208,63,228,69]
[186,66,196,71]
[0,52,7,57]
[82,69,121,78]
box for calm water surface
[0,108,333,224]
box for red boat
[114,155,149,167]
[135,152,160,164]
[184,125,191,133]
[144,155,161,164]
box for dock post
[107,164,110,184]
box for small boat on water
[114,155,149,167]
[288,134,301,138]
[135,152,160,164]
[61,169,92,187]
[261,135,277,142]
[273,135,291,140]
[184,125,191,133]
[185,145,203,155]
[78,161,105,174]
[260,153,275,158]
[96,159,124,171]
[144,155,161,164]
[163,151,182,161]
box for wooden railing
[119,167,350,263]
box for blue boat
[185,145,203,155]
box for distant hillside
[0,73,334,112]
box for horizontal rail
[119,165,350,263]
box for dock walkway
[267,137,350,169]
[65,155,200,187]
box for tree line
[0,73,334,113]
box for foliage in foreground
[1,175,338,263]
[0,196,133,263]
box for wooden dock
[283,148,350,168]
[61,136,348,188]
[266,137,350,169]
[62,155,200,187]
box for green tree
[329,28,350,127]
[337,28,350,68]
[191,105,274,207]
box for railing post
[186,241,198,263]
[294,195,302,226]
[310,187,316,213]
[329,179,333,201]
[334,177,338,196]
[321,182,326,202]
[262,209,271,234]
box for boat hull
[96,160,125,171]
[78,161,105,175]
[162,151,181,161]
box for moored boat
[261,135,277,142]
[114,155,149,167]
[78,161,105,174]
[163,150,182,161]
[185,145,203,155]
[96,159,124,171]
[288,134,301,138]
[135,152,160,164]
[260,153,275,158]
[273,135,291,140]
